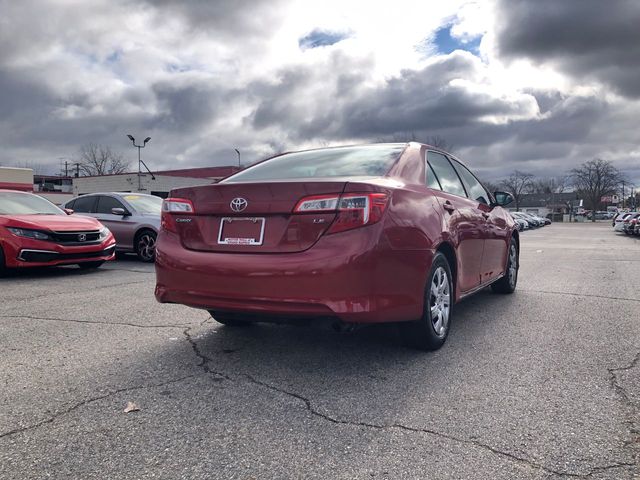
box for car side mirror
[111,207,128,216]
[64,208,74,215]
[493,191,513,207]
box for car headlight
[7,227,52,241]
[99,226,111,240]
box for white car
[613,213,633,232]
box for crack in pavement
[184,328,635,478]
[521,289,640,304]
[608,351,640,470]
[0,314,192,329]
[0,374,196,440]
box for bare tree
[500,171,534,211]
[425,135,455,153]
[77,143,129,176]
[527,176,569,194]
[571,158,621,222]
[481,179,501,194]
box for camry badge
[78,233,87,242]
[230,197,248,212]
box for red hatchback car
[155,143,518,350]
[0,190,116,273]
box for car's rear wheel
[208,311,252,327]
[135,229,157,262]
[491,239,518,294]
[78,261,105,269]
[399,252,453,351]
[0,245,7,277]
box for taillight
[161,197,195,233]
[293,192,389,234]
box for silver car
[63,193,161,262]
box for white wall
[73,174,214,196]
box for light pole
[234,148,241,168]
[127,134,151,191]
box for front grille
[19,246,115,263]
[50,230,101,245]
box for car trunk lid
[168,181,349,253]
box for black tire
[0,245,7,277]
[208,311,252,327]
[78,261,105,269]
[491,238,518,294]
[399,252,454,351]
[135,229,157,263]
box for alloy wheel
[508,244,518,288]
[430,266,450,337]
[137,233,156,261]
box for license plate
[217,217,265,245]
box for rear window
[223,145,406,183]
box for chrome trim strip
[17,249,59,261]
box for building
[0,167,73,205]
[72,166,240,198]
[508,192,583,221]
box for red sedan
[0,190,116,273]
[155,143,518,350]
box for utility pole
[235,148,241,168]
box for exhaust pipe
[331,321,358,333]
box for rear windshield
[0,192,63,215]
[223,145,406,183]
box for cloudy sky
[1,0,639,183]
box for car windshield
[121,194,162,214]
[0,192,63,215]
[223,145,406,183]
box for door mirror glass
[64,208,74,215]
[111,207,127,216]
[493,191,513,206]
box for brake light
[161,197,194,233]
[293,192,389,234]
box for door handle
[443,201,455,212]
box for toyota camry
[155,143,518,350]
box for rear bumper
[154,230,430,323]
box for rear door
[450,159,508,283]
[427,151,485,293]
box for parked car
[512,212,539,228]
[510,213,528,231]
[155,143,519,351]
[623,212,640,235]
[63,193,161,262]
[613,213,632,231]
[0,190,115,274]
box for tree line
[487,159,629,222]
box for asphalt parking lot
[0,223,638,479]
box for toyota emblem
[230,197,248,212]
[78,233,87,242]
